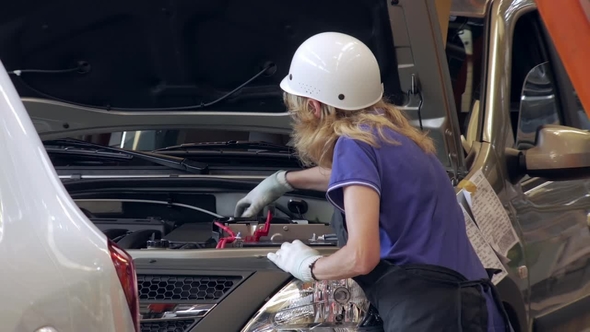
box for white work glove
[267,240,322,282]
[234,170,294,217]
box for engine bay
[74,190,337,251]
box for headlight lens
[241,278,378,331]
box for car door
[497,7,590,332]
[474,0,590,331]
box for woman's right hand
[234,171,294,218]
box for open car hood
[0,0,464,173]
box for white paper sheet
[462,170,519,257]
[461,204,508,285]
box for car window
[509,11,563,150]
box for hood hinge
[406,74,424,131]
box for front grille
[137,275,242,301]
[140,319,196,332]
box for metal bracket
[397,74,424,131]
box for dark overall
[330,211,512,332]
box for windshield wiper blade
[45,147,134,160]
[154,140,294,153]
[44,138,209,173]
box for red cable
[256,210,273,241]
[216,210,273,248]
[246,210,273,243]
[214,221,235,237]
[215,221,236,249]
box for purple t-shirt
[326,129,507,331]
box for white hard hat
[280,32,384,111]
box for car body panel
[0,61,134,331]
[127,253,295,331]
[22,97,293,139]
[130,253,319,332]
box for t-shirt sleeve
[326,137,381,212]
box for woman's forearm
[286,166,331,192]
[311,245,375,280]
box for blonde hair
[283,93,436,169]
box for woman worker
[234,32,510,331]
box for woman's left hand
[267,240,322,282]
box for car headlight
[241,278,381,331]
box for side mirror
[507,125,590,182]
[506,61,590,182]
